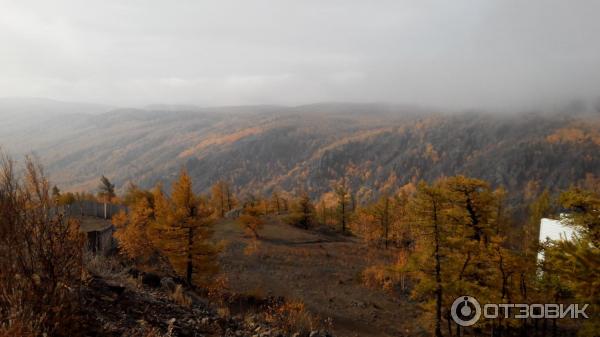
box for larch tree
[122,181,154,207]
[57,192,76,206]
[407,177,506,337]
[238,203,264,239]
[351,206,379,245]
[515,189,552,306]
[153,170,219,287]
[286,192,315,229]
[334,180,351,234]
[51,185,61,201]
[539,187,600,336]
[441,176,511,334]
[407,181,448,337]
[270,189,283,215]
[371,194,392,248]
[558,187,600,246]
[392,190,413,250]
[442,176,495,244]
[211,180,236,218]
[318,200,328,225]
[225,183,236,212]
[113,195,156,262]
[98,175,116,202]
[525,189,551,251]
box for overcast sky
[1,0,599,110]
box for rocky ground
[77,215,420,337]
[80,271,334,337]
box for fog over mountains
[2,1,600,203]
[2,98,599,207]
[3,1,600,111]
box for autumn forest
[1,132,599,336]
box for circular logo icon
[451,296,481,326]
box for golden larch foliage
[113,197,156,262]
[152,170,220,287]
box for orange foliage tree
[152,170,220,287]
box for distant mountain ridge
[1,100,599,206]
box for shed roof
[79,217,113,233]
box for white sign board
[538,217,576,262]
[539,218,576,242]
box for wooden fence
[51,200,128,220]
[50,201,128,255]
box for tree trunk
[542,318,547,337]
[433,205,443,337]
[187,227,193,285]
[446,311,453,337]
[384,197,389,249]
[341,200,346,234]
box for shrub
[265,299,317,334]
[0,155,85,336]
[85,254,125,279]
[361,265,398,293]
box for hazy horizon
[1,96,597,117]
[2,1,600,112]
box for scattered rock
[141,272,161,288]
[127,267,141,278]
[106,283,126,296]
[81,275,335,337]
[160,277,176,291]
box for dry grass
[245,286,266,299]
[243,239,262,256]
[265,299,318,334]
[216,217,421,337]
[85,253,125,278]
[170,285,192,308]
[207,274,230,305]
[361,265,398,293]
[216,306,231,319]
[129,319,175,337]
[0,320,37,337]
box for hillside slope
[1,101,599,203]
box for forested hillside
[2,100,600,206]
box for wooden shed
[79,218,114,255]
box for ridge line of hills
[1,98,600,209]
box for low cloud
[1,0,599,111]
